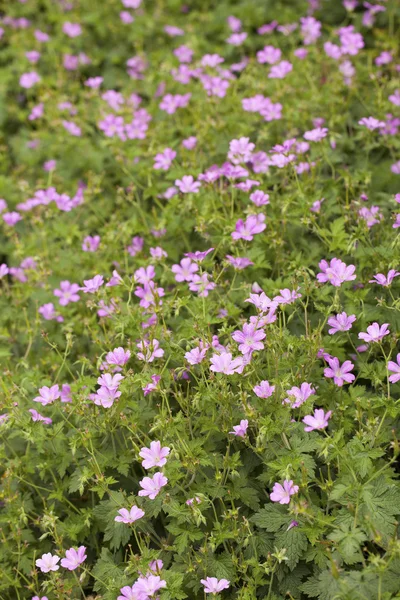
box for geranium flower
[201,578,230,594]
[35,553,60,573]
[303,409,332,432]
[270,480,299,504]
[139,441,170,469]
[60,546,87,570]
[115,506,145,524]
[138,472,168,499]
[324,357,355,386]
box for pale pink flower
[232,214,266,241]
[369,270,400,286]
[229,419,248,437]
[172,257,198,282]
[274,288,301,305]
[36,553,60,573]
[142,374,161,396]
[132,575,167,597]
[327,312,356,334]
[175,175,201,193]
[358,323,390,343]
[139,441,170,469]
[153,148,176,170]
[284,382,315,408]
[106,347,131,367]
[60,546,87,570]
[189,273,216,297]
[253,380,275,398]
[317,258,356,287]
[232,322,265,354]
[33,385,60,406]
[185,345,208,365]
[29,409,52,424]
[136,339,164,362]
[303,409,332,432]
[388,354,400,383]
[324,357,355,386]
[210,352,243,375]
[81,274,104,293]
[115,506,145,524]
[270,480,299,504]
[201,578,230,594]
[138,472,168,499]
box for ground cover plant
[1,0,400,598]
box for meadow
[1,0,400,598]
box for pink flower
[29,409,52,424]
[304,127,328,142]
[39,303,64,322]
[117,586,139,600]
[284,383,315,408]
[139,441,170,469]
[201,53,224,67]
[115,506,145,524]
[232,214,266,241]
[268,60,292,79]
[182,136,197,149]
[61,384,72,403]
[91,387,121,408]
[3,211,22,226]
[358,323,390,343]
[61,546,87,571]
[228,137,255,164]
[142,374,161,396]
[358,117,385,131]
[35,553,60,573]
[33,385,61,406]
[175,175,201,193]
[250,190,270,206]
[134,266,155,284]
[132,575,167,597]
[324,357,355,386]
[232,322,265,354]
[82,235,100,252]
[135,281,164,308]
[172,257,198,282]
[136,339,164,362]
[226,32,247,46]
[62,120,81,136]
[317,258,356,287]
[106,347,131,367]
[210,352,243,375]
[20,72,41,88]
[62,22,82,37]
[303,409,332,432]
[327,312,356,334]
[270,480,299,504]
[253,380,275,398]
[138,472,168,499]
[154,148,176,170]
[274,288,301,305]
[201,578,230,594]
[184,248,214,263]
[300,16,321,45]
[226,256,253,270]
[388,354,400,383]
[369,270,400,286]
[81,274,104,293]
[389,90,400,106]
[189,273,216,297]
[257,45,281,64]
[230,419,248,437]
[185,345,208,365]
[107,270,123,287]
